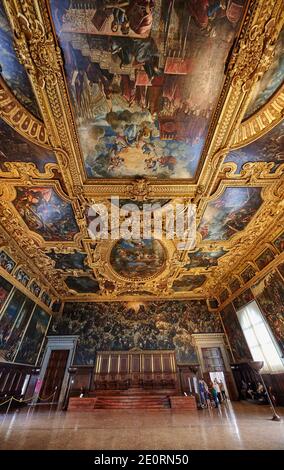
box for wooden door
[39,350,69,403]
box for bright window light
[236,301,284,373]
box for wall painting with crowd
[50,300,223,365]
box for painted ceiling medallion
[110,239,166,280]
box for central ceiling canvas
[50,0,245,179]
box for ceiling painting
[65,275,100,293]
[172,274,206,292]
[198,187,263,241]
[224,120,284,174]
[0,119,57,173]
[50,0,246,180]
[46,250,90,271]
[185,249,227,269]
[0,3,41,119]
[12,187,79,242]
[110,239,166,280]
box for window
[236,301,284,373]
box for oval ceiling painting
[110,239,166,280]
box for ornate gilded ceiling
[0,0,283,307]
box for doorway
[209,371,229,400]
[39,350,69,403]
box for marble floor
[0,402,283,450]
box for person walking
[211,382,219,408]
[219,380,226,401]
[214,378,222,404]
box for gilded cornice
[231,84,284,149]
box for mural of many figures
[14,306,51,365]
[199,186,263,241]
[110,239,166,279]
[0,275,12,309]
[0,3,41,118]
[0,283,50,365]
[50,0,246,179]
[224,120,284,173]
[0,120,57,172]
[50,300,222,365]
[13,187,79,242]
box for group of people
[240,380,276,405]
[199,378,227,408]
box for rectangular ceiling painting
[50,0,246,179]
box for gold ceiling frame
[221,160,284,181]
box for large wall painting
[110,239,166,280]
[0,288,25,354]
[220,303,252,362]
[240,265,256,284]
[15,306,50,365]
[273,231,284,252]
[13,187,79,242]
[252,271,284,355]
[50,0,246,179]
[50,300,222,365]
[255,247,275,271]
[0,4,41,118]
[3,297,35,362]
[244,30,284,118]
[199,187,263,241]
[224,121,284,173]
[0,275,12,310]
[0,120,57,172]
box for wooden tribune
[67,350,197,411]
